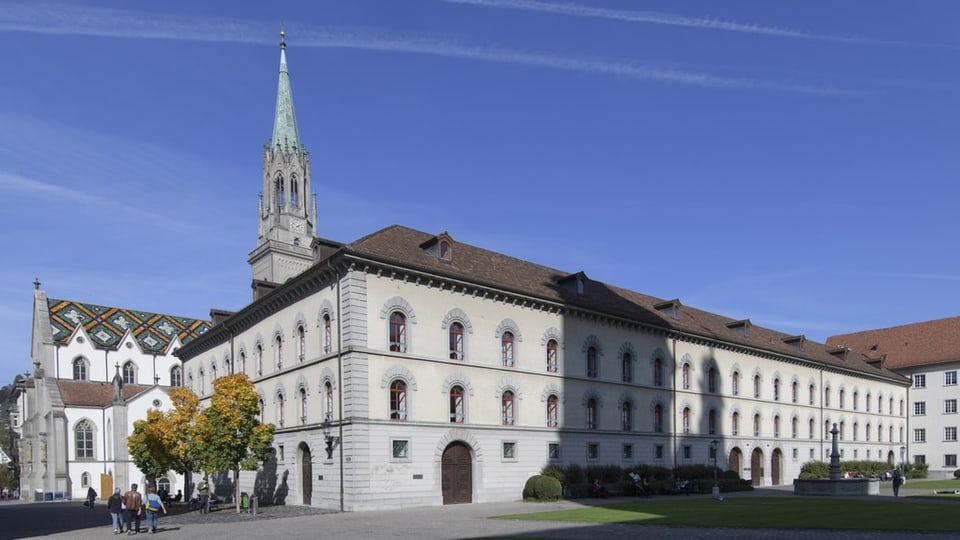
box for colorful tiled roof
[58,380,155,407]
[47,298,210,353]
[827,316,960,370]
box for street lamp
[321,419,340,460]
[710,439,720,500]
[899,445,906,475]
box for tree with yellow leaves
[129,388,203,490]
[194,373,274,512]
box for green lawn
[897,478,960,491]
[496,498,960,532]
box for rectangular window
[946,427,957,442]
[682,445,692,460]
[947,399,958,414]
[502,441,516,460]
[809,448,815,459]
[654,444,664,460]
[914,428,926,443]
[622,444,633,460]
[914,455,926,465]
[548,443,560,460]
[946,455,958,467]
[392,439,409,459]
[278,444,285,462]
[587,443,599,460]
[915,402,926,416]
[946,371,957,386]
[792,448,798,460]
[914,374,926,388]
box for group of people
[105,483,167,535]
[628,472,653,496]
[0,487,16,501]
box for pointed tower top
[271,29,301,154]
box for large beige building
[174,38,912,512]
[829,317,960,479]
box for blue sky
[1,0,959,385]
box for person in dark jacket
[107,488,124,534]
[86,486,97,509]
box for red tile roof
[827,316,960,370]
[344,225,907,383]
[58,380,154,407]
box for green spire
[271,30,301,153]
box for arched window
[708,408,717,435]
[753,375,761,399]
[708,367,717,393]
[449,322,465,360]
[277,392,285,426]
[732,412,740,436]
[586,347,598,378]
[274,173,285,208]
[622,352,632,382]
[682,364,690,389]
[732,372,740,396]
[809,384,816,405]
[547,395,559,427]
[239,351,247,375]
[900,426,904,443]
[502,390,516,425]
[258,398,265,423]
[839,421,845,440]
[297,325,306,362]
[866,393,872,412]
[824,386,831,408]
[274,334,283,369]
[809,418,815,439]
[792,417,798,439]
[889,397,894,416]
[753,414,761,437]
[81,472,90,488]
[899,399,904,416]
[389,312,407,352]
[299,388,308,424]
[211,363,217,381]
[654,404,663,433]
[123,362,136,384]
[682,407,690,433]
[323,314,333,354]
[290,175,300,208]
[546,339,559,373]
[840,389,846,409]
[774,415,781,438]
[853,391,859,410]
[324,381,334,421]
[879,395,883,414]
[622,402,633,431]
[773,379,781,401]
[390,380,408,421]
[199,369,206,394]
[449,385,465,423]
[653,358,664,387]
[791,381,798,403]
[256,343,264,375]
[501,331,515,367]
[866,423,872,441]
[585,398,596,430]
[73,358,87,381]
[853,422,858,441]
[170,366,182,388]
[75,420,94,459]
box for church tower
[248,31,317,296]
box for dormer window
[654,299,681,320]
[439,240,450,260]
[420,233,454,262]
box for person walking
[197,478,210,514]
[892,470,904,497]
[86,486,97,509]
[122,483,143,534]
[107,488,124,534]
[143,486,167,534]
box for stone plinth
[793,478,879,496]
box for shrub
[540,464,565,484]
[523,474,562,501]
[564,463,585,485]
[800,461,830,479]
[954,469,960,479]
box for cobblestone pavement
[3,485,958,540]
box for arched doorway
[751,448,763,486]
[887,451,895,465]
[728,447,743,479]
[441,442,472,504]
[771,449,782,485]
[299,443,312,505]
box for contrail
[0,3,851,95]
[443,0,950,48]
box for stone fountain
[793,423,879,496]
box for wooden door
[771,449,782,485]
[751,448,763,486]
[441,442,472,505]
[300,443,312,505]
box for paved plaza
[0,485,957,540]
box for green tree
[195,374,274,512]
[127,388,203,492]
